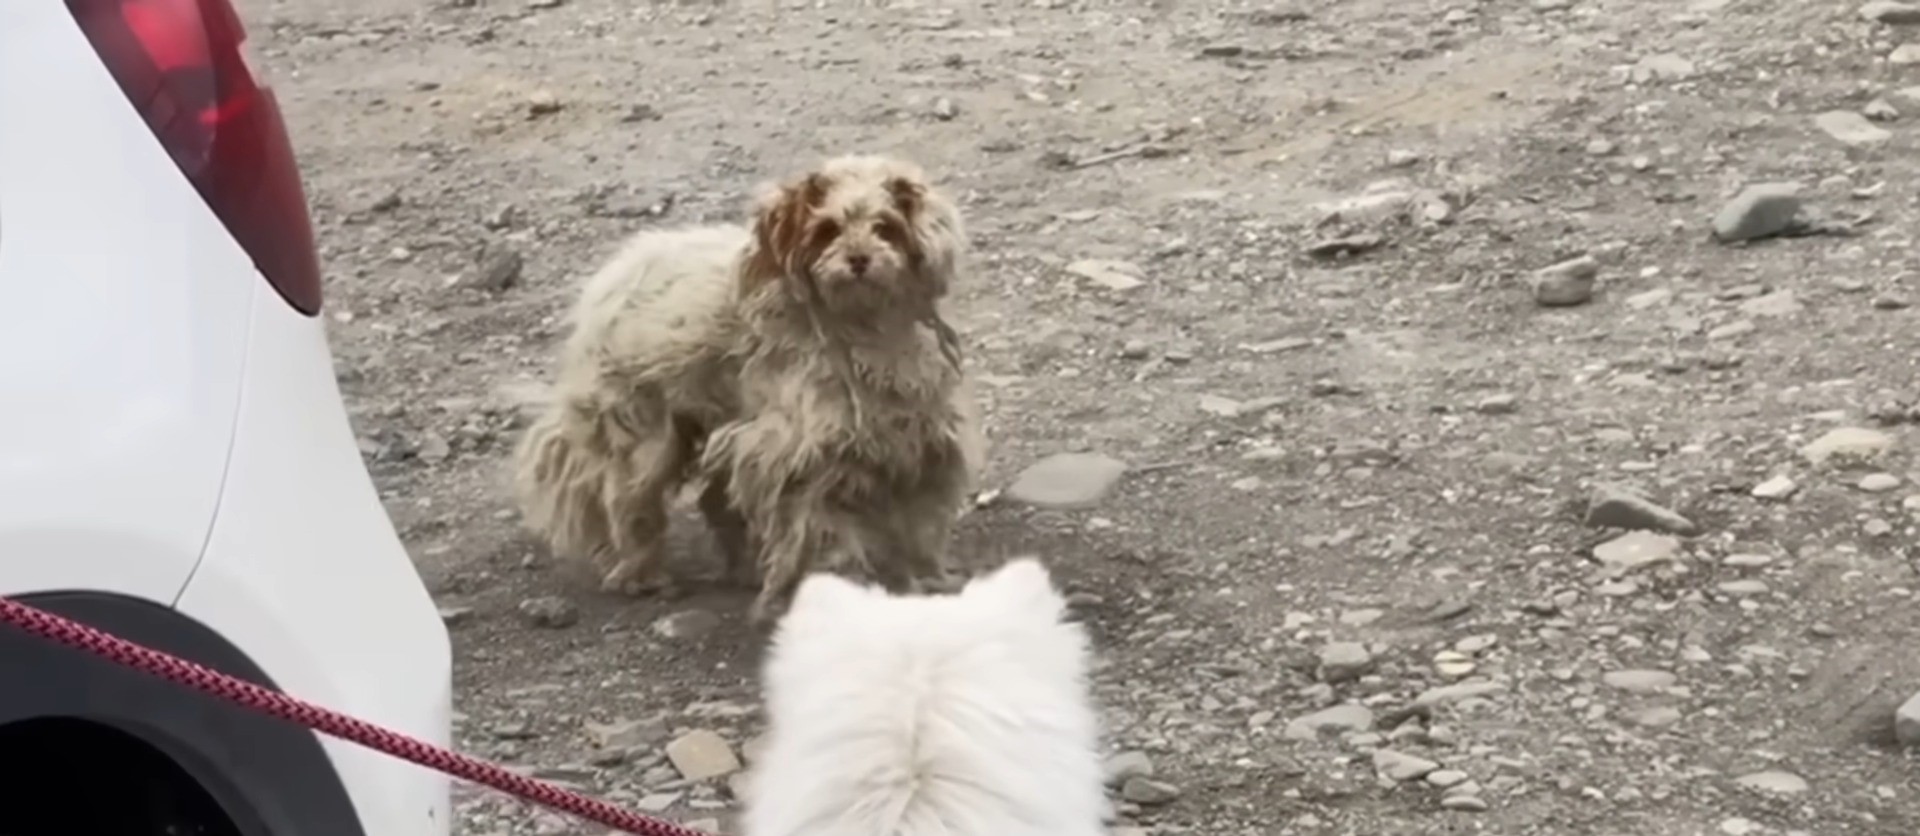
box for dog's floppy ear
[963,557,1065,619]
[885,175,925,218]
[742,172,830,291]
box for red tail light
[66,0,325,315]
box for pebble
[1065,259,1145,291]
[1283,703,1375,739]
[664,730,742,781]
[1372,749,1441,782]
[1751,475,1799,501]
[1629,706,1685,727]
[1103,751,1155,786]
[1897,691,1920,746]
[1859,473,1902,492]
[1724,553,1774,567]
[1318,642,1375,683]
[1584,483,1699,535]
[1712,183,1802,242]
[1815,110,1893,145]
[652,609,720,640]
[585,716,666,750]
[1119,776,1181,805]
[1717,579,1769,596]
[1602,669,1677,692]
[1802,427,1896,465]
[1591,530,1682,571]
[1006,453,1128,508]
[1433,650,1477,679]
[1894,43,1920,64]
[468,247,524,293]
[1474,392,1520,415]
[517,596,579,629]
[1427,769,1471,788]
[1413,680,1506,707]
[1531,255,1599,307]
[1440,795,1490,812]
[525,90,563,117]
[1736,770,1810,794]
[1863,0,1920,23]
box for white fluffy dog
[744,559,1107,836]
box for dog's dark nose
[847,254,870,275]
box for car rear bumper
[177,283,453,836]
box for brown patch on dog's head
[740,155,964,316]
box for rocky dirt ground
[256,0,1920,832]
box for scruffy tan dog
[513,155,983,625]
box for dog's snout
[847,254,870,275]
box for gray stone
[1006,453,1128,509]
[1119,776,1180,805]
[1426,769,1471,788]
[1717,579,1769,596]
[652,609,721,641]
[1801,427,1896,465]
[1372,749,1440,782]
[1815,111,1893,145]
[1440,795,1490,811]
[1863,1,1920,23]
[517,595,579,629]
[1859,473,1902,492]
[469,247,524,293]
[1585,483,1698,535]
[1592,530,1682,571]
[585,715,666,750]
[665,729,742,781]
[1751,475,1799,501]
[1318,642,1375,683]
[1603,669,1677,692]
[1282,703,1375,740]
[1065,259,1145,291]
[1736,770,1809,794]
[1413,680,1507,707]
[1531,255,1598,307]
[1629,706,1685,727]
[1712,183,1801,242]
[1740,290,1802,318]
[1894,43,1920,64]
[1103,750,1154,786]
[1897,691,1920,746]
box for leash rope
[0,595,709,836]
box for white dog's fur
[745,559,1107,836]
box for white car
[0,1,453,834]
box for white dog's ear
[788,571,872,620]
[963,558,1065,619]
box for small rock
[470,247,524,293]
[1318,642,1375,683]
[1530,255,1598,307]
[1751,475,1799,501]
[526,90,563,117]
[1815,110,1892,145]
[1427,769,1471,788]
[1006,453,1128,509]
[1413,680,1506,706]
[369,192,402,213]
[1104,751,1154,786]
[1440,795,1490,812]
[1637,53,1696,80]
[1603,669,1677,692]
[1863,0,1920,23]
[517,595,579,629]
[1372,749,1440,782]
[1865,98,1902,121]
[1894,43,1920,64]
[1585,483,1698,535]
[1801,427,1896,465]
[1629,706,1685,727]
[1717,579,1769,596]
[1736,770,1810,794]
[635,792,681,814]
[1283,704,1375,740]
[652,609,720,640]
[665,730,741,781]
[585,716,666,750]
[1474,393,1519,415]
[1712,183,1803,242]
[930,97,959,120]
[1897,691,1920,746]
[416,432,451,463]
[437,606,475,626]
[1066,259,1145,291]
[1740,290,1802,318]
[1859,473,1902,492]
[1591,530,1682,571]
[1119,776,1180,805]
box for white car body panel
[0,0,252,603]
[179,285,453,836]
[0,2,454,834]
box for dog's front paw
[911,572,967,596]
[600,564,670,597]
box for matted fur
[744,558,1107,836]
[511,155,984,621]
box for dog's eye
[872,219,908,245]
[810,220,841,244]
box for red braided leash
[0,595,709,836]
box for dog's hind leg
[598,424,695,596]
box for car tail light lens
[66,0,325,315]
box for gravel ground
[256,0,1920,832]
